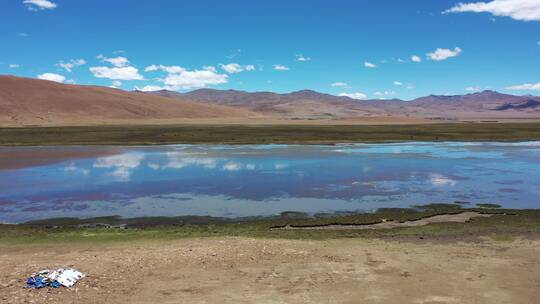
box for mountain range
[1,75,539,126]
[147,88,540,120]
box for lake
[1,142,540,223]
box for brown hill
[0,75,254,126]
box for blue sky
[1,0,539,100]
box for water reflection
[1,142,540,223]
[93,153,145,180]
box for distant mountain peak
[291,89,319,94]
[288,89,337,99]
[477,89,497,94]
[469,90,505,96]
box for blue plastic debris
[25,274,48,289]
[25,277,36,287]
[35,277,46,288]
[24,268,85,289]
[25,275,46,289]
[50,280,61,288]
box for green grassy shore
[2,122,540,145]
[2,205,539,244]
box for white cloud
[364,61,377,68]
[89,66,144,80]
[97,55,130,68]
[411,55,422,62]
[394,81,403,86]
[220,63,243,73]
[145,64,184,73]
[444,0,540,21]
[466,86,482,92]
[222,162,256,171]
[406,83,415,90]
[163,66,228,90]
[223,162,242,171]
[57,58,86,72]
[135,85,165,92]
[18,33,29,37]
[164,152,217,169]
[9,64,20,68]
[145,65,229,90]
[374,91,396,98]
[105,56,129,68]
[331,82,350,88]
[94,153,144,181]
[339,92,368,100]
[273,64,289,71]
[147,163,160,170]
[397,58,407,63]
[111,80,122,87]
[161,65,185,74]
[23,0,57,11]
[144,65,159,72]
[296,54,311,62]
[65,162,89,176]
[429,173,457,187]
[219,63,256,74]
[274,163,288,170]
[427,47,462,61]
[90,55,143,81]
[507,82,540,91]
[37,73,66,83]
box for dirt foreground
[1,237,539,304]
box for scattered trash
[54,269,85,287]
[25,268,85,289]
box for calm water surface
[1,142,540,223]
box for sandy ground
[1,237,539,304]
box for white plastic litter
[48,268,85,287]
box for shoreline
[2,206,539,245]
